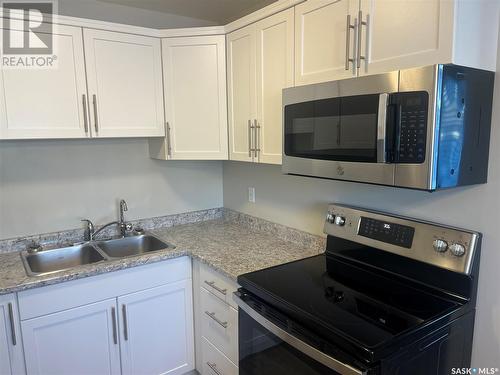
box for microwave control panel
[394,92,429,164]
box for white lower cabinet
[202,337,238,375]
[118,281,194,375]
[22,299,121,375]
[0,294,25,375]
[193,261,240,375]
[18,258,194,375]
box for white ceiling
[96,0,278,24]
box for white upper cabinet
[83,29,165,138]
[296,0,499,85]
[256,8,294,165]
[150,35,228,160]
[0,294,25,375]
[227,25,256,163]
[295,0,359,85]
[358,0,454,76]
[0,24,89,139]
[227,8,294,164]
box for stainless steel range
[235,204,481,374]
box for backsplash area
[0,208,224,254]
[0,138,223,239]
[0,207,326,254]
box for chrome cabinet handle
[207,361,223,375]
[357,11,367,69]
[254,119,261,158]
[204,280,227,295]
[82,94,89,134]
[248,120,255,157]
[122,304,129,341]
[92,94,99,133]
[8,303,16,346]
[111,307,118,345]
[166,122,172,158]
[345,15,355,70]
[205,311,228,329]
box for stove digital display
[358,217,415,249]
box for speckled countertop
[0,218,324,295]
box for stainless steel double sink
[21,234,173,277]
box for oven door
[234,292,367,375]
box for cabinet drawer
[202,336,238,375]
[200,287,238,364]
[199,263,239,309]
[19,256,191,320]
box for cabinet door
[162,36,228,160]
[83,29,165,138]
[255,9,294,165]
[0,24,89,139]
[21,299,121,375]
[227,24,256,162]
[358,0,454,76]
[0,294,25,375]
[295,0,359,85]
[118,280,194,375]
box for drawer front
[19,256,191,320]
[200,287,238,363]
[202,336,238,375]
[199,263,239,309]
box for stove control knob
[326,212,336,224]
[450,243,466,257]
[433,239,448,253]
[334,216,346,226]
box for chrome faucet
[82,199,132,242]
[119,199,128,236]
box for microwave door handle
[233,292,366,375]
[377,93,389,163]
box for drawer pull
[205,311,228,329]
[204,280,227,295]
[8,303,16,346]
[111,307,118,345]
[207,361,223,375]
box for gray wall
[0,139,223,239]
[223,46,500,371]
[57,0,217,28]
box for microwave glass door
[284,94,381,162]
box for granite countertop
[0,219,323,295]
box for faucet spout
[119,199,130,237]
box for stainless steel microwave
[282,65,494,191]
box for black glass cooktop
[238,254,459,350]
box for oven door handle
[377,93,389,163]
[233,293,366,375]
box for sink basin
[21,244,106,277]
[96,234,171,259]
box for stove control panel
[358,217,415,249]
[324,204,480,275]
